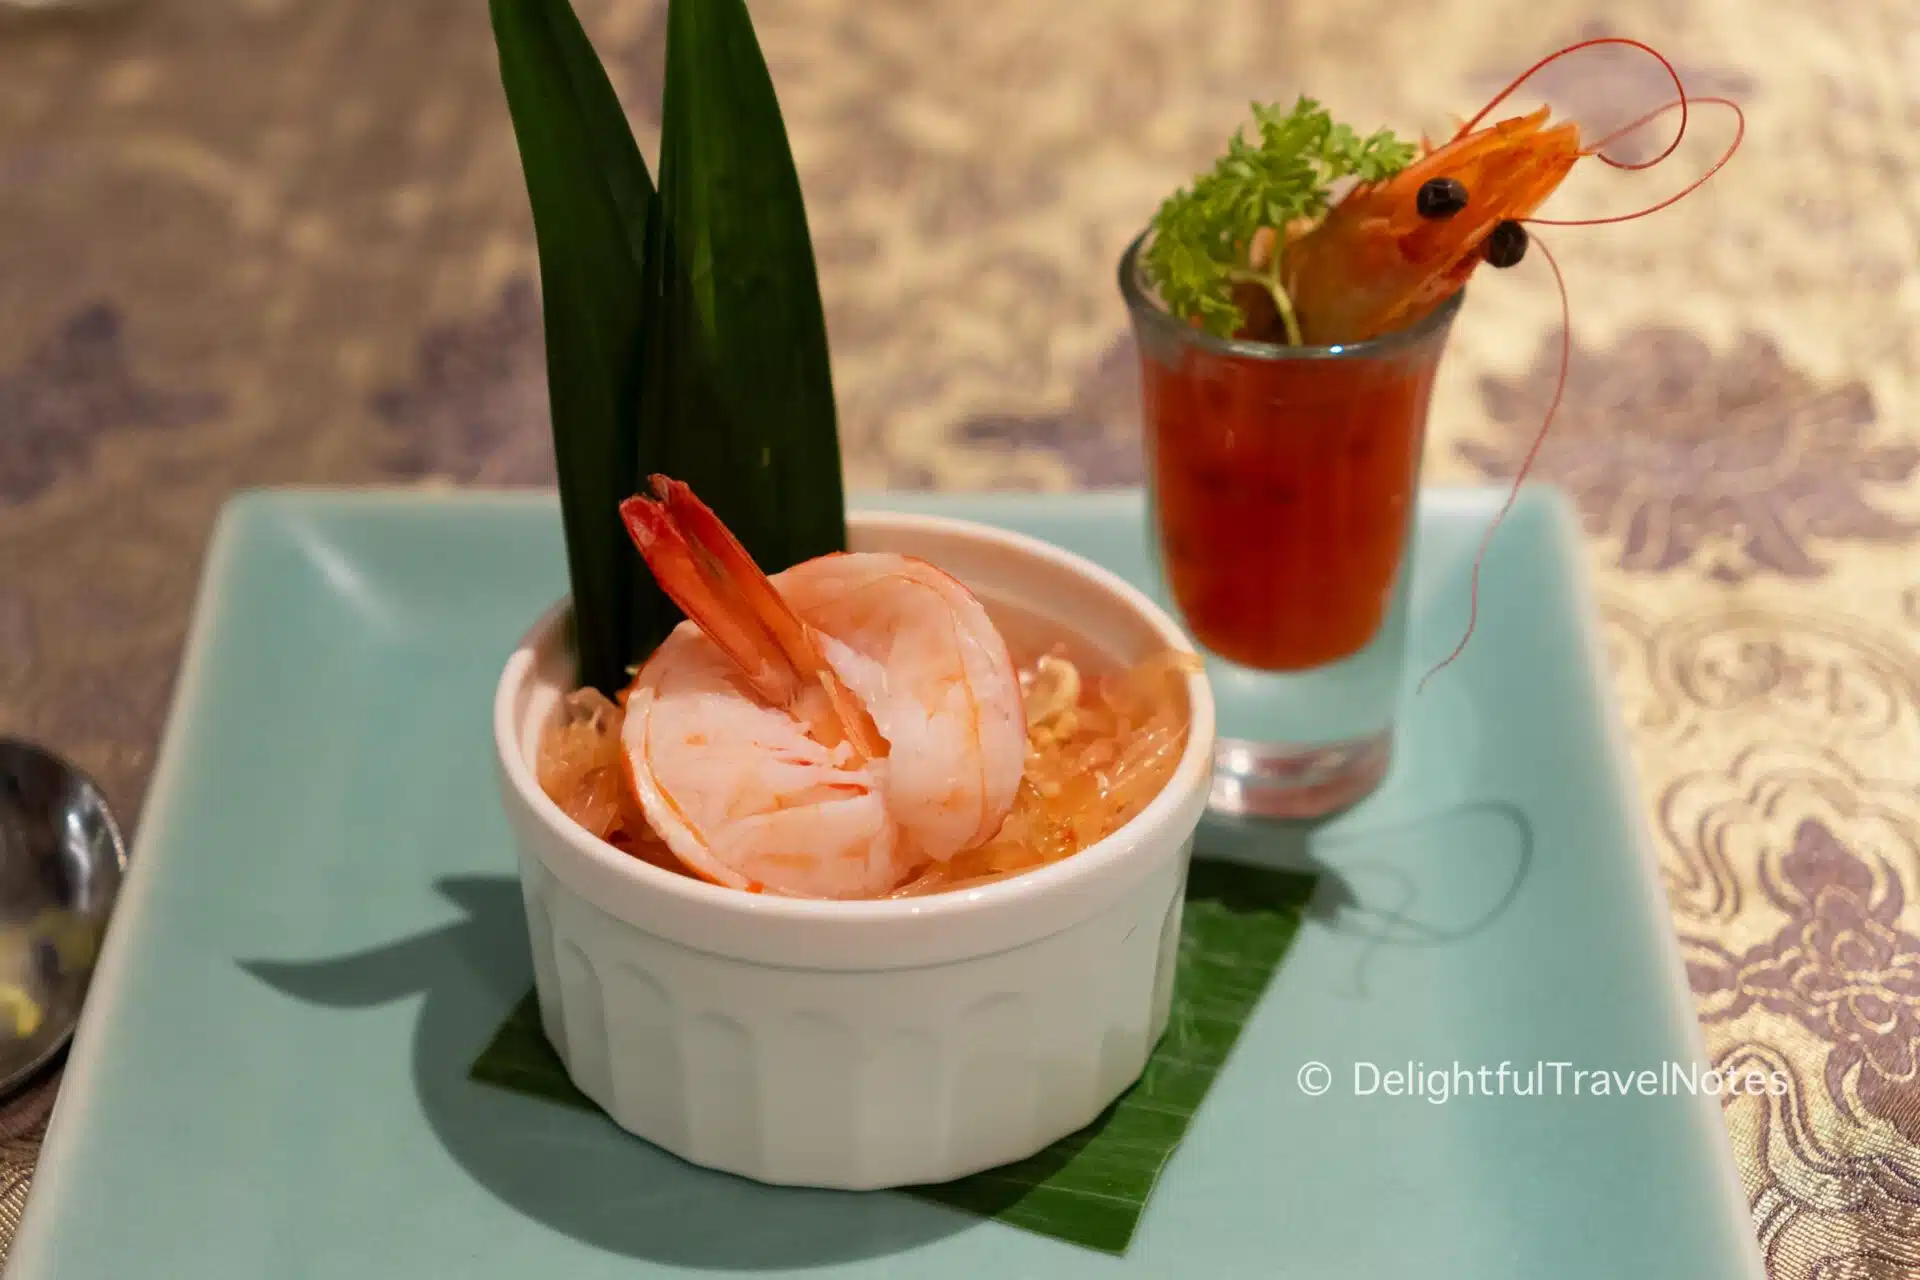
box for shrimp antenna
[1456,36,1691,172]
[1416,235,1571,695]
[1419,42,1741,689]
[1526,96,1745,227]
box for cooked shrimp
[1285,108,1581,344]
[1277,37,1743,684]
[1286,37,1743,345]
[615,476,1025,899]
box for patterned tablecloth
[1,0,1916,1272]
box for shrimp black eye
[1484,220,1528,268]
[1416,177,1468,219]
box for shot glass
[1119,231,1461,819]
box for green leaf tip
[491,0,847,692]
[645,0,847,616]
[489,0,661,695]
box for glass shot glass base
[1208,730,1392,820]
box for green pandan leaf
[638,0,847,621]
[470,859,1317,1255]
[491,0,846,680]
[489,0,666,694]
[470,990,586,1109]
[905,858,1316,1252]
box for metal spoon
[0,740,127,1099]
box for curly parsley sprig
[1143,97,1415,344]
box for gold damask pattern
[1618,611,1920,1276]
[0,0,1915,1274]
[1465,331,1918,580]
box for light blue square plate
[8,486,1764,1279]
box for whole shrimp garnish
[1283,37,1745,684]
[616,476,1026,899]
[1287,38,1743,345]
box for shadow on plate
[242,876,974,1270]
[1199,799,1536,996]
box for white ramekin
[492,510,1216,1190]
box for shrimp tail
[622,477,886,759]
[619,492,799,708]
[649,476,833,685]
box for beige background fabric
[1,1,1916,1273]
